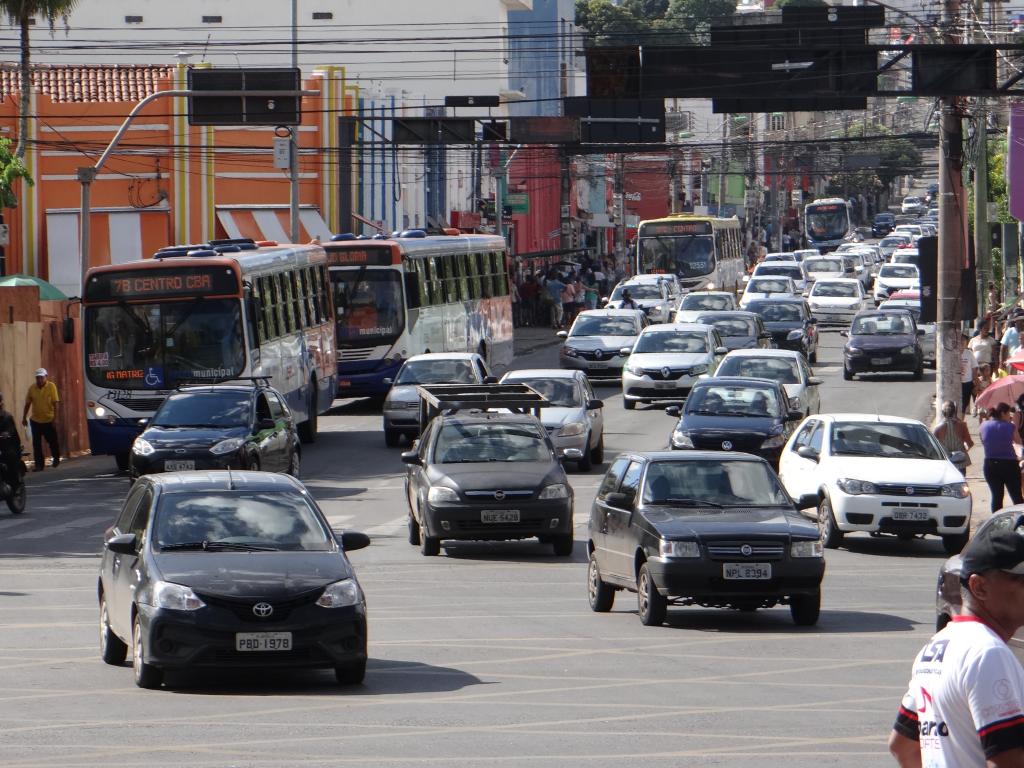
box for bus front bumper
[87,419,144,457]
[335,360,403,398]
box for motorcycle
[0,450,27,515]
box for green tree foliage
[0,0,79,158]
[576,0,736,46]
[774,0,828,8]
[0,137,34,209]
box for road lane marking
[362,516,409,537]
[8,515,110,540]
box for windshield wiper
[159,540,279,552]
[650,497,723,508]
[833,448,879,457]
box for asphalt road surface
[0,329,945,768]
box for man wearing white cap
[21,368,60,471]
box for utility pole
[937,0,967,413]
[973,0,989,316]
[718,115,729,216]
[289,0,301,242]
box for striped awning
[215,205,333,244]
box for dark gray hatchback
[587,452,823,626]
[98,471,370,689]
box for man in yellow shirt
[22,368,60,471]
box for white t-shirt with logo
[961,350,978,385]
[894,616,1024,767]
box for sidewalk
[962,412,992,534]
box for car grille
[464,489,535,500]
[110,395,168,412]
[706,541,786,561]
[860,347,905,358]
[691,435,765,452]
[640,367,700,381]
[338,347,375,361]
[454,517,545,532]
[196,589,324,623]
[875,483,942,497]
[577,349,621,361]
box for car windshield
[686,383,782,417]
[893,254,919,265]
[642,460,791,507]
[880,265,918,279]
[434,421,550,463]
[755,266,802,280]
[750,302,803,322]
[680,294,732,311]
[717,356,800,384]
[154,491,333,551]
[635,330,708,353]
[804,260,842,274]
[830,421,944,459]
[395,359,476,385]
[698,316,755,338]
[510,378,581,408]
[152,391,250,427]
[611,283,662,300]
[852,314,914,335]
[571,316,639,337]
[812,282,858,298]
[881,302,921,319]
[748,279,791,294]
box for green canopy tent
[0,274,68,301]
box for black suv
[402,411,574,556]
[586,452,823,626]
[130,383,300,479]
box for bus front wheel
[299,380,319,444]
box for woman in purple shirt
[980,402,1024,512]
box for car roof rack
[415,383,549,430]
[173,375,272,390]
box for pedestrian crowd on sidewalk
[510,252,626,330]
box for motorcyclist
[0,392,23,492]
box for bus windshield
[85,299,244,389]
[638,235,715,277]
[331,268,405,345]
[806,207,850,241]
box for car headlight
[836,478,877,495]
[556,422,585,437]
[660,539,699,558]
[132,438,155,456]
[427,486,460,504]
[786,329,804,341]
[688,364,708,376]
[671,430,694,449]
[941,482,970,499]
[900,345,916,355]
[210,437,246,455]
[141,581,206,611]
[846,347,864,356]
[625,363,644,376]
[539,483,569,499]
[790,540,824,558]
[761,434,787,448]
[315,578,362,608]
[563,347,579,358]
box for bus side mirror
[404,272,421,310]
[62,317,75,344]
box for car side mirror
[62,316,75,344]
[483,375,498,384]
[137,418,149,427]
[950,450,968,466]
[106,532,137,556]
[256,417,275,432]
[665,405,681,417]
[382,378,394,386]
[839,330,848,337]
[605,491,633,510]
[808,317,817,324]
[563,448,584,461]
[586,399,604,410]
[340,531,371,552]
[796,493,820,510]
[556,330,568,339]
[796,445,819,462]
[715,346,728,355]
[619,347,632,356]
[400,451,422,466]
[787,410,804,422]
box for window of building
[768,113,786,132]
[202,15,223,24]
[125,15,143,23]
[312,11,333,20]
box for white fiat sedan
[778,414,971,554]
[621,323,727,410]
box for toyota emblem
[661,367,671,379]
[722,440,733,451]
[494,490,506,501]
[905,487,915,496]
[740,544,753,556]
[252,602,274,618]
[594,349,604,360]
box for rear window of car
[641,460,791,507]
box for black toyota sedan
[841,310,923,380]
[744,298,818,363]
[586,451,823,626]
[130,383,299,479]
[402,411,575,556]
[665,377,803,467]
[692,310,774,352]
[98,471,370,689]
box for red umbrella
[975,375,1024,410]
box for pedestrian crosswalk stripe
[0,517,33,532]
[363,516,409,537]
[9,514,110,540]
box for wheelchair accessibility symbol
[144,367,164,388]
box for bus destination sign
[325,247,393,267]
[808,204,841,212]
[85,266,240,302]
[639,221,713,236]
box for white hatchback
[806,278,869,326]
[778,414,971,553]
[739,276,798,308]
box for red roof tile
[0,64,174,103]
